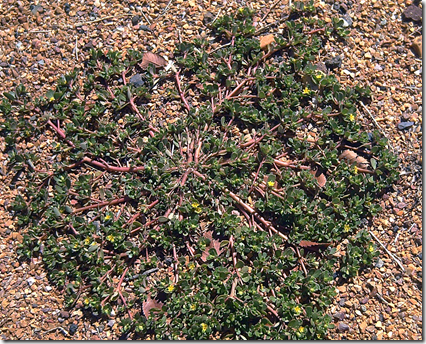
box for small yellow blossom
[296,326,306,337]
[191,202,202,213]
[267,181,275,187]
[368,245,374,253]
[84,237,91,245]
[344,224,350,232]
[190,304,196,311]
[167,284,175,292]
[349,114,355,122]
[315,73,323,79]
[188,263,195,270]
[303,87,310,95]
[83,298,90,305]
[353,166,358,174]
[293,305,301,314]
[90,241,97,246]
[201,323,208,332]
[105,214,112,221]
[49,96,55,102]
[106,234,115,242]
[73,242,79,249]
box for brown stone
[412,36,422,58]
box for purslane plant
[1,2,398,339]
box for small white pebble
[27,277,36,286]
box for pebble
[402,4,422,22]
[139,25,151,32]
[69,323,78,335]
[397,121,414,130]
[129,74,145,88]
[411,36,422,58]
[338,322,350,332]
[333,311,346,321]
[60,310,70,318]
[325,56,342,70]
[27,277,36,286]
[131,15,140,26]
[341,14,352,27]
[375,258,384,268]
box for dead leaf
[260,34,275,50]
[338,149,370,169]
[139,52,167,70]
[201,231,223,262]
[310,168,326,188]
[299,240,331,251]
[142,294,164,319]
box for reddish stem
[307,27,325,35]
[66,156,145,173]
[175,71,191,112]
[47,119,75,148]
[72,195,131,214]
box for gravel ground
[0,0,422,340]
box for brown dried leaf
[142,294,164,319]
[339,149,370,169]
[299,240,331,251]
[201,231,223,262]
[139,52,167,69]
[259,34,275,50]
[310,169,326,188]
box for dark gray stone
[139,25,152,32]
[325,56,342,70]
[131,15,140,26]
[129,74,145,88]
[397,121,414,130]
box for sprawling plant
[1,2,398,339]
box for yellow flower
[349,114,355,122]
[106,234,115,242]
[296,326,306,337]
[105,214,112,221]
[191,202,200,208]
[84,237,91,245]
[267,181,275,187]
[83,298,90,305]
[201,323,208,332]
[293,305,301,315]
[368,245,374,253]
[167,284,175,292]
[190,304,196,311]
[344,224,350,232]
[188,263,195,270]
[49,96,55,102]
[315,72,324,79]
[73,242,79,249]
[194,207,202,214]
[303,87,310,95]
[353,166,358,174]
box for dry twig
[369,230,405,272]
